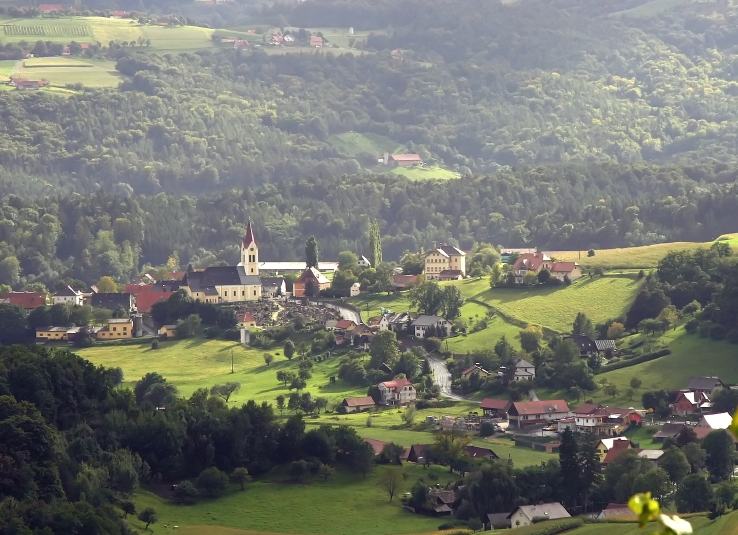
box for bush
[727,330,738,344]
[684,319,700,334]
[638,270,645,279]
[437,523,456,531]
[699,322,712,338]
[710,324,727,340]
[597,349,671,374]
[223,328,240,341]
[204,327,220,339]
[423,337,442,352]
[151,339,159,350]
[682,300,701,315]
[470,319,488,333]
[480,421,495,437]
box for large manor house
[182,220,263,303]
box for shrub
[682,300,701,315]
[727,330,738,344]
[597,349,671,374]
[437,524,456,531]
[223,328,240,341]
[470,319,488,333]
[699,322,712,338]
[151,339,159,350]
[710,324,727,340]
[423,337,442,352]
[684,319,700,334]
[638,270,645,279]
[204,327,220,339]
[523,518,583,535]
[480,421,495,436]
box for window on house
[253,290,257,296]
[113,327,117,331]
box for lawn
[390,165,460,181]
[591,326,738,407]
[624,425,661,450]
[329,132,401,158]
[0,59,15,81]
[17,57,121,87]
[75,337,367,406]
[132,464,455,535]
[452,274,641,333]
[553,233,738,269]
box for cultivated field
[553,233,738,269]
[391,165,460,181]
[449,275,641,333]
[15,57,122,87]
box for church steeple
[241,219,259,275]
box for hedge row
[596,348,671,374]
[524,518,584,535]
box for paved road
[331,302,363,325]
[426,354,479,403]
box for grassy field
[132,464,454,535]
[448,275,641,333]
[329,132,401,158]
[590,326,738,407]
[17,57,122,87]
[390,165,460,181]
[553,233,738,269]
[75,337,366,406]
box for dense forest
[5,0,738,197]
[1,162,738,287]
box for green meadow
[390,165,460,181]
[76,337,366,406]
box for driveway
[426,354,479,403]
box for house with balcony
[506,400,570,427]
[572,403,641,436]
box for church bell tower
[241,219,259,275]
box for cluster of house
[511,252,582,284]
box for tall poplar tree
[305,236,319,268]
[558,427,580,509]
[369,220,382,267]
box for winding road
[426,354,479,403]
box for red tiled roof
[393,274,418,286]
[336,319,356,329]
[381,378,413,392]
[38,3,63,10]
[364,438,388,455]
[480,398,510,411]
[309,36,323,45]
[551,261,578,272]
[2,291,48,309]
[238,313,256,323]
[242,219,258,249]
[111,10,130,15]
[296,267,329,284]
[80,43,90,49]
[345,396,376,407]
[461,364,488,376]
[602,441,636,464]
[390,153,422,162]
[135,291,171,313]
[509,400,569,415]
[513,253,550,271]
[464,445,498,459]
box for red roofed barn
[1,291,49,310]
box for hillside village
[2,219,738,534]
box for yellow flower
[628,493,660,527]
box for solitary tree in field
[276,394,286,414]
[630,377,642,391]
[138,508,157,531]
[195,467,229,497]
[121,501,136,518]
[377,467,404,501]
[318,463,335,482]
[284,340,296,359]
[230,467,251,490]
[263,353,274,366]
[210,382,241,402]
[289,460,309,481]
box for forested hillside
[1,162,738,287]
[5,0,738,197]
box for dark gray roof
[565,334,597,352]
[91,293,133,310]
[687,376,724,391]
[200,266,261,287]
[261,277,285,286]
[514,357,534,369]
[652,423,686,438]
[439,245,465,256]
[54,285,80,296]
[487,513,512,526]
[412,314,446,326]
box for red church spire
[243,219,258,248]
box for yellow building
[158,325,178,338]
[36,326,69,341]
[424,245,466,280]
[237,313,257,329]
[96,318,134,340]
[182,219,262,303]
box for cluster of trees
[3,168,738,288]
[0,344,393,531]
[624,243,738,339]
